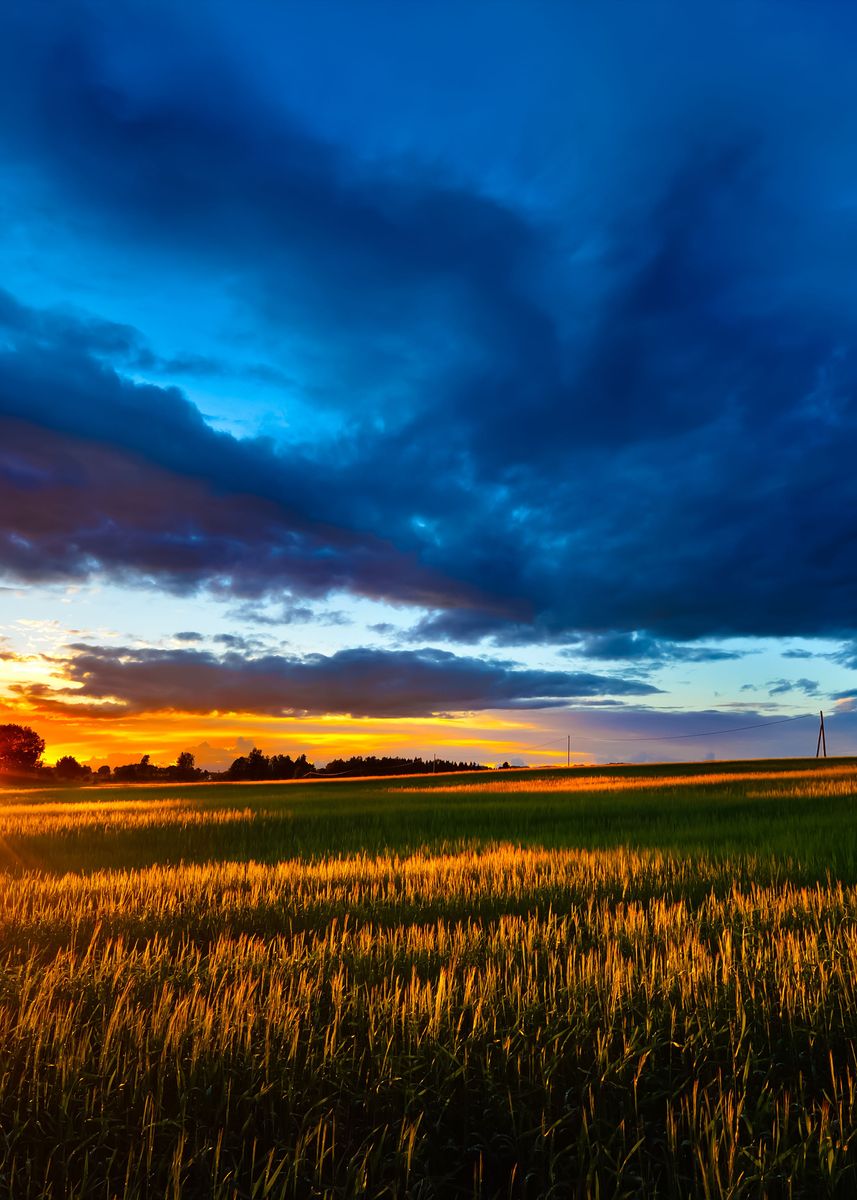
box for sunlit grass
[0,801,254,835]
[2,759,857,1196]
[394,762,857,793]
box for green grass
[2,756,857,878]
[2,758,857,1198]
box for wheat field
[2,759,857,1197]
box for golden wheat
[2,771,857,1197]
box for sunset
[3,3,857,1196]
[3,4,857,769]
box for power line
[582,712,817,743]
[532,711,818,748]
[523,735,573,751]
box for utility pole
[816,711,827,758]
[567,734,570,768]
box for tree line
[0,723,490,784]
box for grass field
[2,758,857,1197]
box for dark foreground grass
[1,758,857,1198]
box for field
[3,759,857,1197]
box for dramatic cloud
[18,645,660,719]
[0,407,478,610]
[1,2,857,661]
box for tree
[137,754,157,780]
[246,747,270,780]
[227,747,270,781]
[226,754,249,780]
[269,753,295,779]
[0,724,45,771]
[111,762,135,782]
[55,755,93,782]
[292,753,315,779]
[96,765,111,780]
[164,751,201,782]
[112,755,157,782]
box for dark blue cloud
[0,419,477,612]
[1,1,857,655]
[560,633,745,664]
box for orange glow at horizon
[0,694,574,770]
[0,634,590,769]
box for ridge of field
[3,759,857,1197]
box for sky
[3,0,857,769]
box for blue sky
[2,1,857,766]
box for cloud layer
[19,644,660,719]
[1,1,857,680]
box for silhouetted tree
[321,755,486,777]
[225,748,317,781]
[269,753,295,779]
[292,753,313,779]
[246,747,270,779]
[0,724,45,772]
[159,751,202,782]
[96,765,111,780]
[227,747,270,781]
[112,755,158,782]
[54,755,93,782]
